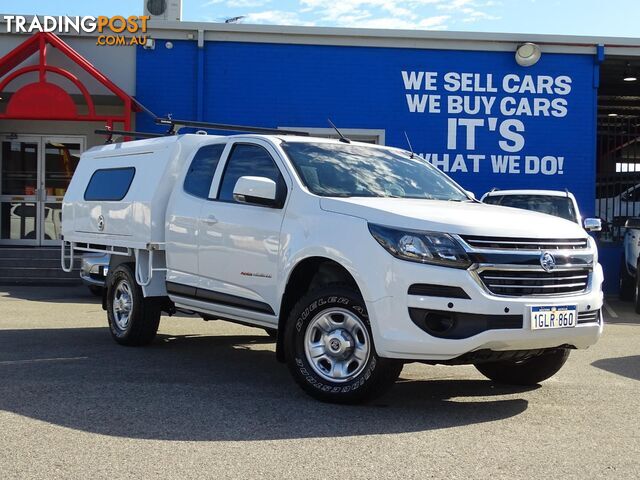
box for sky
[2,0,640,37]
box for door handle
[203,215,218,225]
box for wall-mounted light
[608,113,619,117]
[515,43,541,67]
[623,62,637,82]
[143,38,155,50]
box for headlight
[368,224,471,269]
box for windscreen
[282,142,469,201]
[483,194,578,223]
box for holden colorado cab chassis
[61,133,603,403]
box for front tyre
[106,264,161,346]
[474,348,570,386]
[284,284,403,404]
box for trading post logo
[3,15,150,46]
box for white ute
[61,133,604,403]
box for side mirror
[625,217,640,229]
[583,218,602,232]
[233,176,278,207]
[465,190,476,200]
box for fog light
[424,312,456,333]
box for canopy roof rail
[154,117,310,136]
[95,129,165,144]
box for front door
[197,140,289,315]
[0,134,84,246]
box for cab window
[217,143,286,207]
[183,143,226,199]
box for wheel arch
[275,255,363,362]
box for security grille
[597,101,640,242]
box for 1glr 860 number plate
[530,305,576,330]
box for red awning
[0,31,137,130]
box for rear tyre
[619,257,634,301]
[284,284,403,404]
[474,348,570,386]
[106,264,161,346]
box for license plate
[102,266,109,277]
[530,305,576,330]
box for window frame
[277,127,386,145]
[83,166,136,201]
[214,141,289,209]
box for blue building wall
[136,40,615,289]
[137,40,599,216]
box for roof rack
[154,117,309,136]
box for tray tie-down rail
[61,240,166,286]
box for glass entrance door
[0,134,84,246]
[0,136,41,245]
[41,137,83,246]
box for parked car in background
[620,218,640,310]
[596,183,640,225]
[481,189,602,232]
[80,253,109,296]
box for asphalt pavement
[0,286,638,479]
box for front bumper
[80,271,105,287]
[367,260,604,361]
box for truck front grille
[478,268,590,297]
[462,236,588,251]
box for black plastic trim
[409,307,522,339]
[408,284,470,299]
[166,281,275,315]
[166,281,196,298]
[434,346,571,365]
